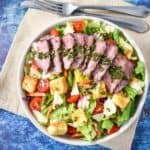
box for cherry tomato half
[93,101,104,115]
[108,125,119,135]
[37,79,50,93]
[67,95,80,103]
[67,126,77,135]
[72,20,85,32]
[29,97,42,111]
[50,29,60,36]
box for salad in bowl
[19,17,147,143]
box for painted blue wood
[0,0,150,149]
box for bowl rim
[17,16,149,146]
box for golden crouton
[71,109,87,127]
[92,81,107,99]
[22,76,38,93]
[47,121,67,136]
[50,77,68,94]
[112,92,130,109]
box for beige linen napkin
[0,0,150,149]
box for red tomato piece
[71,132,83,138]
[108,125,120,135]
[73,20,85,32]
[50,29,60,36]
[106,39,116,45]
[93,101,104,115]
[29,97,42,111]
[37,79,50,93]
[67,126,77,135]
[31,60,39,70]
[67,95,80,103]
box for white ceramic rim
[17,16,149,146]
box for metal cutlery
[21,0,150,33]
[30,0,150,17]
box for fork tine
[39,0,62,9]
[36,0,62,13]
[44,0,63,6]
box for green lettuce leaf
[113,29,120,43]
[83,20,101,35]
[117,100,135,126]
[77,122,96,141]
[101,119,113,130]
[67,70,74,88]
[50,104,75,122]
[85,99,96,118]
[134,61,145,81]
[124,85,138,100]
[41,93,53,115]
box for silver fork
[34,0,150,17]
[21,0,149,33]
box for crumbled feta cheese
[71,83,79,96]
[103,98,117,117]
[92,113,104,122]
[64,23,74,35]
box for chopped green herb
[92,52,100,61]
[100,56,111,65]
[38,52,50,59]
[109,65,124,79]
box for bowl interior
[17,16,149,146]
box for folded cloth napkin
[125,0,150,8]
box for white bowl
[17,16,149,146]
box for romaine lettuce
[101,119,113,130]
[50,104,75,122]
[85,99,96,118]
[77,122,96,141]
[124,85,137,100]
[116,100,134,126]
[67,70,74,88]
[134,61,145,81]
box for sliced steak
[113,54,134,93]
[71,33,85,69]
[83,40,106,76]
[50,37,62,74]
[34,57,50,72]
[32,40,49,53]
[103,54,134,93]
[33,40,50,72]
[93,43,118,81]
[62,34,75,70]
[81,35,94,70]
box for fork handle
[73,11,149,33]
[77,5,150,18]
[21,1,149,33]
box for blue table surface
[0,0,150,150]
